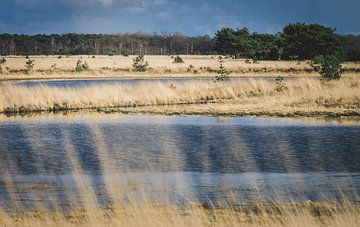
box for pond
[16,77,278,88]
[0,114,359,210]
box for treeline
[0,23,359,60]
[214,23,359,61]
[0,33,214,56]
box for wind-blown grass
[1,77,359,116]
[1,202,359,226]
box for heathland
[1,55,360,80]
[0,55,359,117]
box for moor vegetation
[1,77,359,117]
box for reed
[0,202,359,227]
[0,77,359,117]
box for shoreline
[2,103,360,119]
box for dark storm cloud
[0,0,359,35]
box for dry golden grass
[0,55,359,80]
[1,202,359,227]
[1,76,359,117]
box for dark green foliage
[281,23,343,60]
[121,51,129,57]
[132,55,149,72]
[214,28,283,60]
[215,56,229,82]
[214,28,252,59]
[173,55,184,63]
[214,23,359,61]
[344,35,360,61]
[309,55,343,80]
[25,58,34,72]
[0,33,214,56]
[75,59,89,72]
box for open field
[0,55,360,81]
[1,77,359,117]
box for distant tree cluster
[0,23,359,61]
[214,28,282,60]
[214,22,351,60]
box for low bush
[215,56,229,82]
[173,55,184,63]
[75,59,89,72]
[25,58,35,72]
[0,57,6,73]
[132,55,149,72]
[309,54,343,80]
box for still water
[0,115,359,209]
[16,77,276,88]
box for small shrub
[274,76,288,92]
[75,59,89,72]
[50,63,58,71]
[173,55,184,63]
[0,57,6,73]
[57,55,62,59]
[215,56,229,82]
[309,54,343,80]
[25,58,35,72]
[121,51,129,57]
[0,57,6,64]
[252,58,259,64]
[132,54,149,72]
[187,64,194,72]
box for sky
[0,0,359,36]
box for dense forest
[0,23,359,60]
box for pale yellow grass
[1,55,359,80]
[0,77,359,117]
[1,202,359,227]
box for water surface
[0,115,359,209]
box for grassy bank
[0,55,360,81]
[1,77,359,117]
[1,202,359,226]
